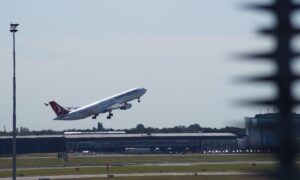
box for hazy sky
[0,0,284,131]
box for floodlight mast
[10,23,18,180]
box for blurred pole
[10,23,19,180]
[244,0,299,179]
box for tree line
[0,123,245,137]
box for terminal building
[245,113,300,149]
[0,133,237,155]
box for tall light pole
[10,23,18,180]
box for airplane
[48,87,147,120]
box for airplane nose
[142,88,147,94]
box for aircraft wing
[107,103,125,110]
[107,102,132,111]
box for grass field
[0,154,287,178]
[0,154,276,169]
[0,161,277,178]
[55,175,272,180]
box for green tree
[136,124,145,133]
[97,122,104,131]
[188,124,201,132]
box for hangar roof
[0,133,236,139]
[65,133,236,139]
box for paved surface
[0,154,277,179]
[0,161,279,172]
[0,153,272,159]
[1,171,264,180]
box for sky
[0,0,285,131]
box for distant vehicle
[48,87,147,120]
[82,150,89,155]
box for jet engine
[120,103,132,110]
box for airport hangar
[244,112,300,150]
[0,133,237,154]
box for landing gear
[92,114,99,119]
[138,98,141,103]
[107,111,113,119]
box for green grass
[56,175,272,180]
[0,163,277,178]
[0,154,276,169]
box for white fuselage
[54,88,146,120]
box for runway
[0,171,264,180]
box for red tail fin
[49,101,69,116]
